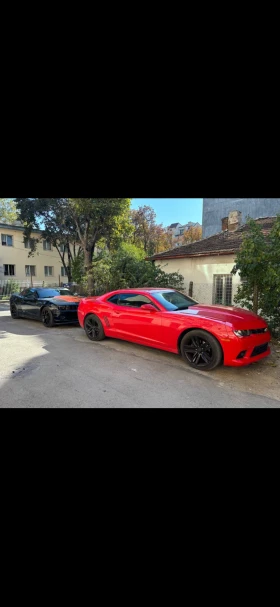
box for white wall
[156,254,241,304]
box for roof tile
[148,217,277,260]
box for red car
[78,288,271,371]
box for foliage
[79,243,185,295]
[130,205,170,255]
[231,215,280,335]
[0,199,17,223]
[71,250,85,284]
[0,278,21,298]
[14,198,190,295]
[15,198,131,293]
[182,225,202,244]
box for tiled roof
[168,223,180,229]
[148,217,277,260]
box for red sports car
[78,288,271,371]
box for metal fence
[0,280,60,298]
[188,281,239,306]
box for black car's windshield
[151,290,198,311]
[37,289,62,298]
[56,289,71,296]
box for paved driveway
[0,302,279,408]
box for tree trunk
[84,249,94,295]
[253,283,259,314]
[67,244,72,282]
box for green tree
[130,205,157,255]
[0,199,17,223]
[232,216,280,333]
[107,244,184,291]
[231,218,269,314]
[14,198,82,283]
[15,198,131,293]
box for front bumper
[223,331,271,367]
[52,309,79,324]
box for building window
[213,274,232,306]
[61,267,67,277]
[60,244,66,253]
[179,228,185,235]
[1,234,13,246]
[43,240,51,251]
[44,266,53,277]
[24,238,33,249]
[25,265,36,277]
[4,264,15,276]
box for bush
[232,215,280,336]
[0,279,20,298]
[80,245,185,295]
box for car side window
[107,294,120,305]
[107,293,159,309]
[24,289,35,298]
[118,293,155,308]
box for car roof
[108,288,176,294]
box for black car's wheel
[41,307,55,328]
[84,314,105,341]
[180,330,223,371]
[10,303,19,319]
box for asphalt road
[0,302,279,408]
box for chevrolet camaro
[78,288,271,371]
[10,287,80,327]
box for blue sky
[131,199,203,227]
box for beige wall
[155,254,241,304]
[0,226,73,285]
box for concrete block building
[202,198,280,238]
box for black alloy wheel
[41,307,54,328]
[84,314,105,341]
[10,303,19,319]
[180,330,223,371]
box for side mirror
[141,304,157,312]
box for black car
[10,287,81,327]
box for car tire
[10,303,20,319]
[84,314,105,341]
[180,329,223,371]
[41,307,55,328]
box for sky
[131,199,203,227]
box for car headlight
[234,330,251,337]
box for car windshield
[37,289,63,298]
[151,290,198,311]
[56,289,71,296]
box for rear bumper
[223,332,271,367]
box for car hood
[45,296,81,304]
[174,304,268,328]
